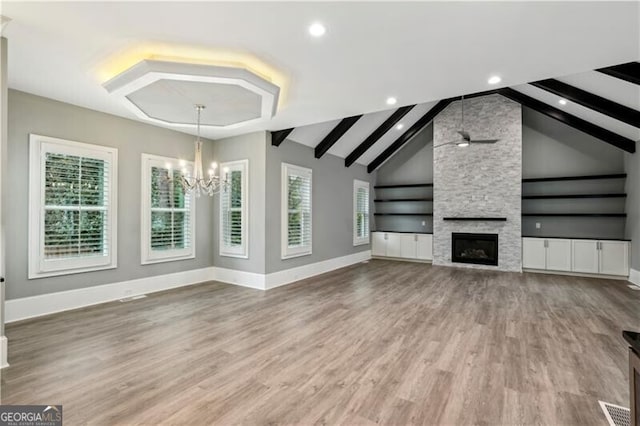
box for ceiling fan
[434,96,500,148]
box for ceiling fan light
[456,141,470,147]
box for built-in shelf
[522,213,627,217]
[374,213,433,216]
[374,183,433,189]
[522,173,626,183]
[374,198,433,202]
[522,193,627,200]
[442,217,507,221]
[373,231,433,234]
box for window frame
[219,159,249,259]
[353,179,370,246]
[140,153,196,265]
[281,163,313,260]
[28,134,118,279]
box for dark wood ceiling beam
[367,99,454,173]
[498,87,636,153]
[271,128,294,147]
[344,105,415,167]
[314,115,362,159]
[596,62,640,86]
[531,79,640,128]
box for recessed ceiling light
[396,123,404,130]
[558,98,568,106]
[308,22,326,37]
[386,97,397,105]
[488,75,502,85]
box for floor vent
[119,294,147,303]
[599,401,630,426]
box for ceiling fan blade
[457,130,470,141]
[469,139,500,144]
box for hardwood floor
[2,260,639,425]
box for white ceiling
[2,1,639,142]
[289,68,640,167]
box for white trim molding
[629,268,640,287]
[266,250,371,289]
[6,267,215,323]
[0,336,8,369]
[6,251,372,322]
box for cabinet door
[546,239,572,272]
[416,234,433,260]
[571,240,599,274]
[386,233,402,258]
[371,232,387,257]
[400,234,417,259]
[599,241,629,276]
[522,238,546,270]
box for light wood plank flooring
[2,260,640,425]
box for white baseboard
[0,336,8,369]
[629,268,640,287]
[5,251,372,322]
[523,268,628,281]
[265,250,371,289]
[211,267,266,290]
[6,266,216,323]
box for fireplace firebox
[451,233,498,266]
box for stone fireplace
[433,94,522,272]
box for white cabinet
[386,233,402,258]
[400,234,417,259]
[571,240,599,274]
[416,234,433,260]
[523,238,571,271]
[599,241,629,276]
[371,232,432,261]
[524,237,629,277]
[372,232,387,257]
[523,238,546,269]
[546,239,572,272]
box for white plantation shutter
[29,134,118,278]
[353,180,370,245]
[220,160,248,258]
[141,154,195,264]
[282,163,312,259]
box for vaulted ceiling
[283,65,640,170]
[2,1,638,141]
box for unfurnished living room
[0,1,639,425]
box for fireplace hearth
[451,233,498,266]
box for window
[141,154,195,264]
[353,180,370,246]
[28,134,118,278]
[281,163,312,259]
[220,159,248,258]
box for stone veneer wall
[433,94,522,272]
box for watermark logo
[0,405,62,426]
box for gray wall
[433,94,522,272]
[7,90,215,299]
[625,152,640,270]
[265,138,373,273]
[211,131,267,274]
[522,107,626,240]
[522,107,625,178]
[374,124,434,233]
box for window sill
[281,251,312,260]
[141,253,196,265]
[28,263,117,280]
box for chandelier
[178,105,228,197]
